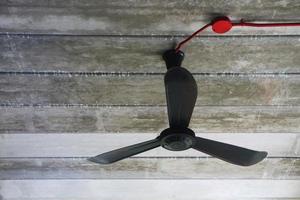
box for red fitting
[211,16,233,34]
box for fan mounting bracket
[163,49,185,69]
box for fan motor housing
[159,128,195,151]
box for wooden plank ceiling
[0,0,300,199]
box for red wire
[175,23,211,52]
[175,19,300,52]
[233,19,300,27]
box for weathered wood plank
[0,158,299,180]
[1,106,300,133]
[1,180,300,199]
[0,133,298,157]
[1,0,300,35]
[1,35,300,73]
[0,75,300,106]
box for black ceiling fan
[89,49,267,166]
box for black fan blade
[164,67,197,128]
[193,137,267,166]
[89,139,161,164]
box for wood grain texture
[1,180,300,199]
[1,0,300,35]
[1,75,300,106]
[0,158,299,179]
[1,106,300,133]
[1,35,300,73]
[0,133,298,157]
[0,1,300,199]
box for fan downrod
[159,128,195,151]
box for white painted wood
[0,180,299,199]
[0,158,298,180]
[2,75,300,106]
[1,0,300,35]
[0,1,299,199]
[2,106,300,133]
[0,133,298,157]
[1,35,300,73]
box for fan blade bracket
[164,66,198,128]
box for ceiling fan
[89,49,268,166]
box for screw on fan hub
[159,128,195,151]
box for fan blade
[89,138,161,164]
[164,67,197,128]
[193,137,267,166]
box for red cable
[175,23,211,52]
[175,18,300,52]
[233,19,300,27]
